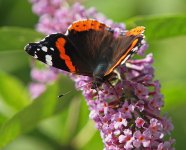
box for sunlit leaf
[0,71,30,112]
[126,15,186,41]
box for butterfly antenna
[58,80,93,98]
[58,90,72,98]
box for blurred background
[0,0,186,149]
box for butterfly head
[91,75,105,89]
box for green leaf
[0,68,78,148]
[0,0,38,28]
[0,80,75,148]
[0,27,43,52]
[0,71,30,112]
[161,83,186,150]
[162,83,186,109]
[126,15,186,41]
[0,114,7,126]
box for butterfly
[25,19,145,89]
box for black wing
[25,33,93,75]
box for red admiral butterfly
[25,19,145,89]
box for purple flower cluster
[29,66,59,99]
[72,54,175,150]
[30,0,124,35]
[29,0,175,149]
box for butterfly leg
[105,80,121,108]
[106,80,118,98]
[94,84,100,101]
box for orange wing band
[126,26,145,36]
[68,19,107,32]
[56,38,76,73]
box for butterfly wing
[25,19,144,79]
[25,33,93,76]
[104,26,145,76]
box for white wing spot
[121,54,131,65]
[45,55,53,66]
[132,47,138,52]
[65,30,69,35]
[34,54,38,59]
[50,47,54,51]
[42,46,48,52]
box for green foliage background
[0,0,186,149]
